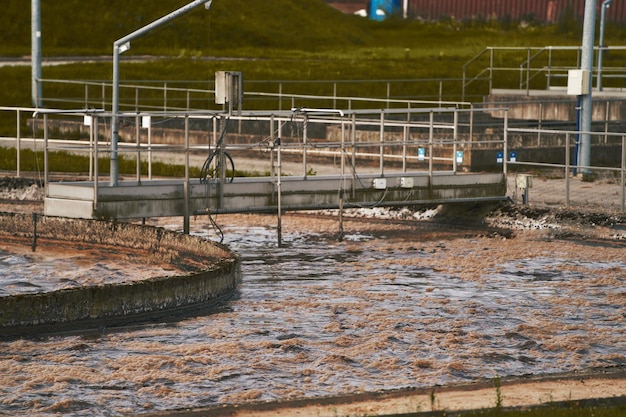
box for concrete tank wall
[0,213,240,336]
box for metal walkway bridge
[20,106,509,231]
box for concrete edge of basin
[0,212,241,338]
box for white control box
[400,177,414,188]
[567,69,591,96]
[373,178,387,189]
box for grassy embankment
[1,0,625,176]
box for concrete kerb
[0,212,240,337]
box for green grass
[0,146,200,178]
[0,146,266,179]
[5,0,609,57]
[3,0,626,113]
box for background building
[327,0,626,23]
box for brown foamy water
[0,215,624,416]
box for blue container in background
[368,0,401,21]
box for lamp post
[110,0,213,186]
[597,0,612,91]
[31,0,42,107]
[579,0,597,180]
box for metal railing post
[403,110,409,172]
[526,47,531,95]
[102,82,106,110]
[16,110,21,178]
[453,110,458,172]
[148,118,153,180]
[538,103,543,147]
[183,113,190,235]
[379,111,385,176]
[351,113,356,198]
[566,132,571,207]
[303,115,308,177]
[622,135,625,212]
[164,82,168,114]
[93,116,98,208]
[43,114,48,193]
[547,47,553,89]
[386,82,391,108]
[503,110,508,178]
[489,47,494,94]
[277,130,283,247]
[89,114,94,180]
[135,113,141,183]
[428,110,434,178]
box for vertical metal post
[526,48,531,95]
[547,47,553,89]
[452,110,458,172]
[489,48,494,94]
[135,113,141,183]
[43,114,48,193]
[89,115,94,180]
[503,111,508,178]
[148,119,152,179]
[338,119,345,242]
[428,111,434,178]
[379,112,385,176]
[580,0,597,180]
[438,81,443,105]
[566,132,571,207]
[111,44,120,186]
[110,0,215,188]
[16,111,21,178]
[183,114,190,235]
[303,115,308,177]
[270,115,275,179]
[598,0,612,91]
[469,104,474,143]
[217,116,225,209]
[31,0,42,107]
[538,103,543,146]
[604,101,610,143]
[403,111,409,173]
[622,135,625,212]
[277,128,283,248]
[94,116,99,208]
[386,82,391,108]
[351,113,357,198]
[164,83,168,114]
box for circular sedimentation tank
[0,212,240,338]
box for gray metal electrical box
[215,71,243,113]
